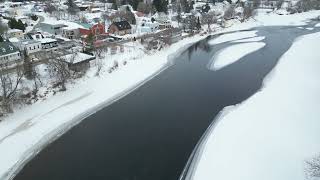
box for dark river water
[13,25,319,180]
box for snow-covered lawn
[0,35,205,180]
[208,42,265,71]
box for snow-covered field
[0,35,205,180]
[185,10,320,180]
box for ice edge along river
[2,10,320,180]
[181,32,320,180]
[0,35,206,180]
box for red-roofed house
[79,23,107,36]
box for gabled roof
[62,52,95,64]
[111,21,131,31]
[0,41,19,56]
[77,22,93,30]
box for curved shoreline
[1,35,206,180]
[4,63,170,180]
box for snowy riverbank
[1,9,320,180]
[0,34,205,180]
[184,11,320,180]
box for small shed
[63,52,95,72]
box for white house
[61,22,84,40]
[9,38,42,55]
[20,39,42,55]
[26,32,58,50]
[152,12,172,29]
[140,21,159,33]
[0,41,22,65]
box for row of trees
[295,0,320,12]
[275,0,320,13]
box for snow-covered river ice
[13,23,320,180]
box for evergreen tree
[181,0,191,13]
[196,16,201,30]
[202,3,210,13]
[8,18,26,32]
[18,20,26,32]
[67,0,79,15]
[112,1,118,10]
[30,15,39,21]
[152,0,168,13]
[128,0,141,10]
[84,33,95,52]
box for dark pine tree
[152,0,168,13]
[196,16,201,30]
[128,0,141,10]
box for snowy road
[11,20,320,180]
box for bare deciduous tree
[45,2,57,14]
[137,1,151,14]
[224,5,235,20]
[306,155,320,178]
[252,0,261,9]
[296,0,320,12]
[95,56,104,76]
[31,65,43,96]
[276,0,284,9]
[0,62,24,114]
[92,45,107,76]
[242,4,254,22]
[0,19,8,41]
[47,53,71,91]
[201,11,217,32]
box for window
[33,46,35,49]
[38,45,40,48]
[29,47,31,50]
